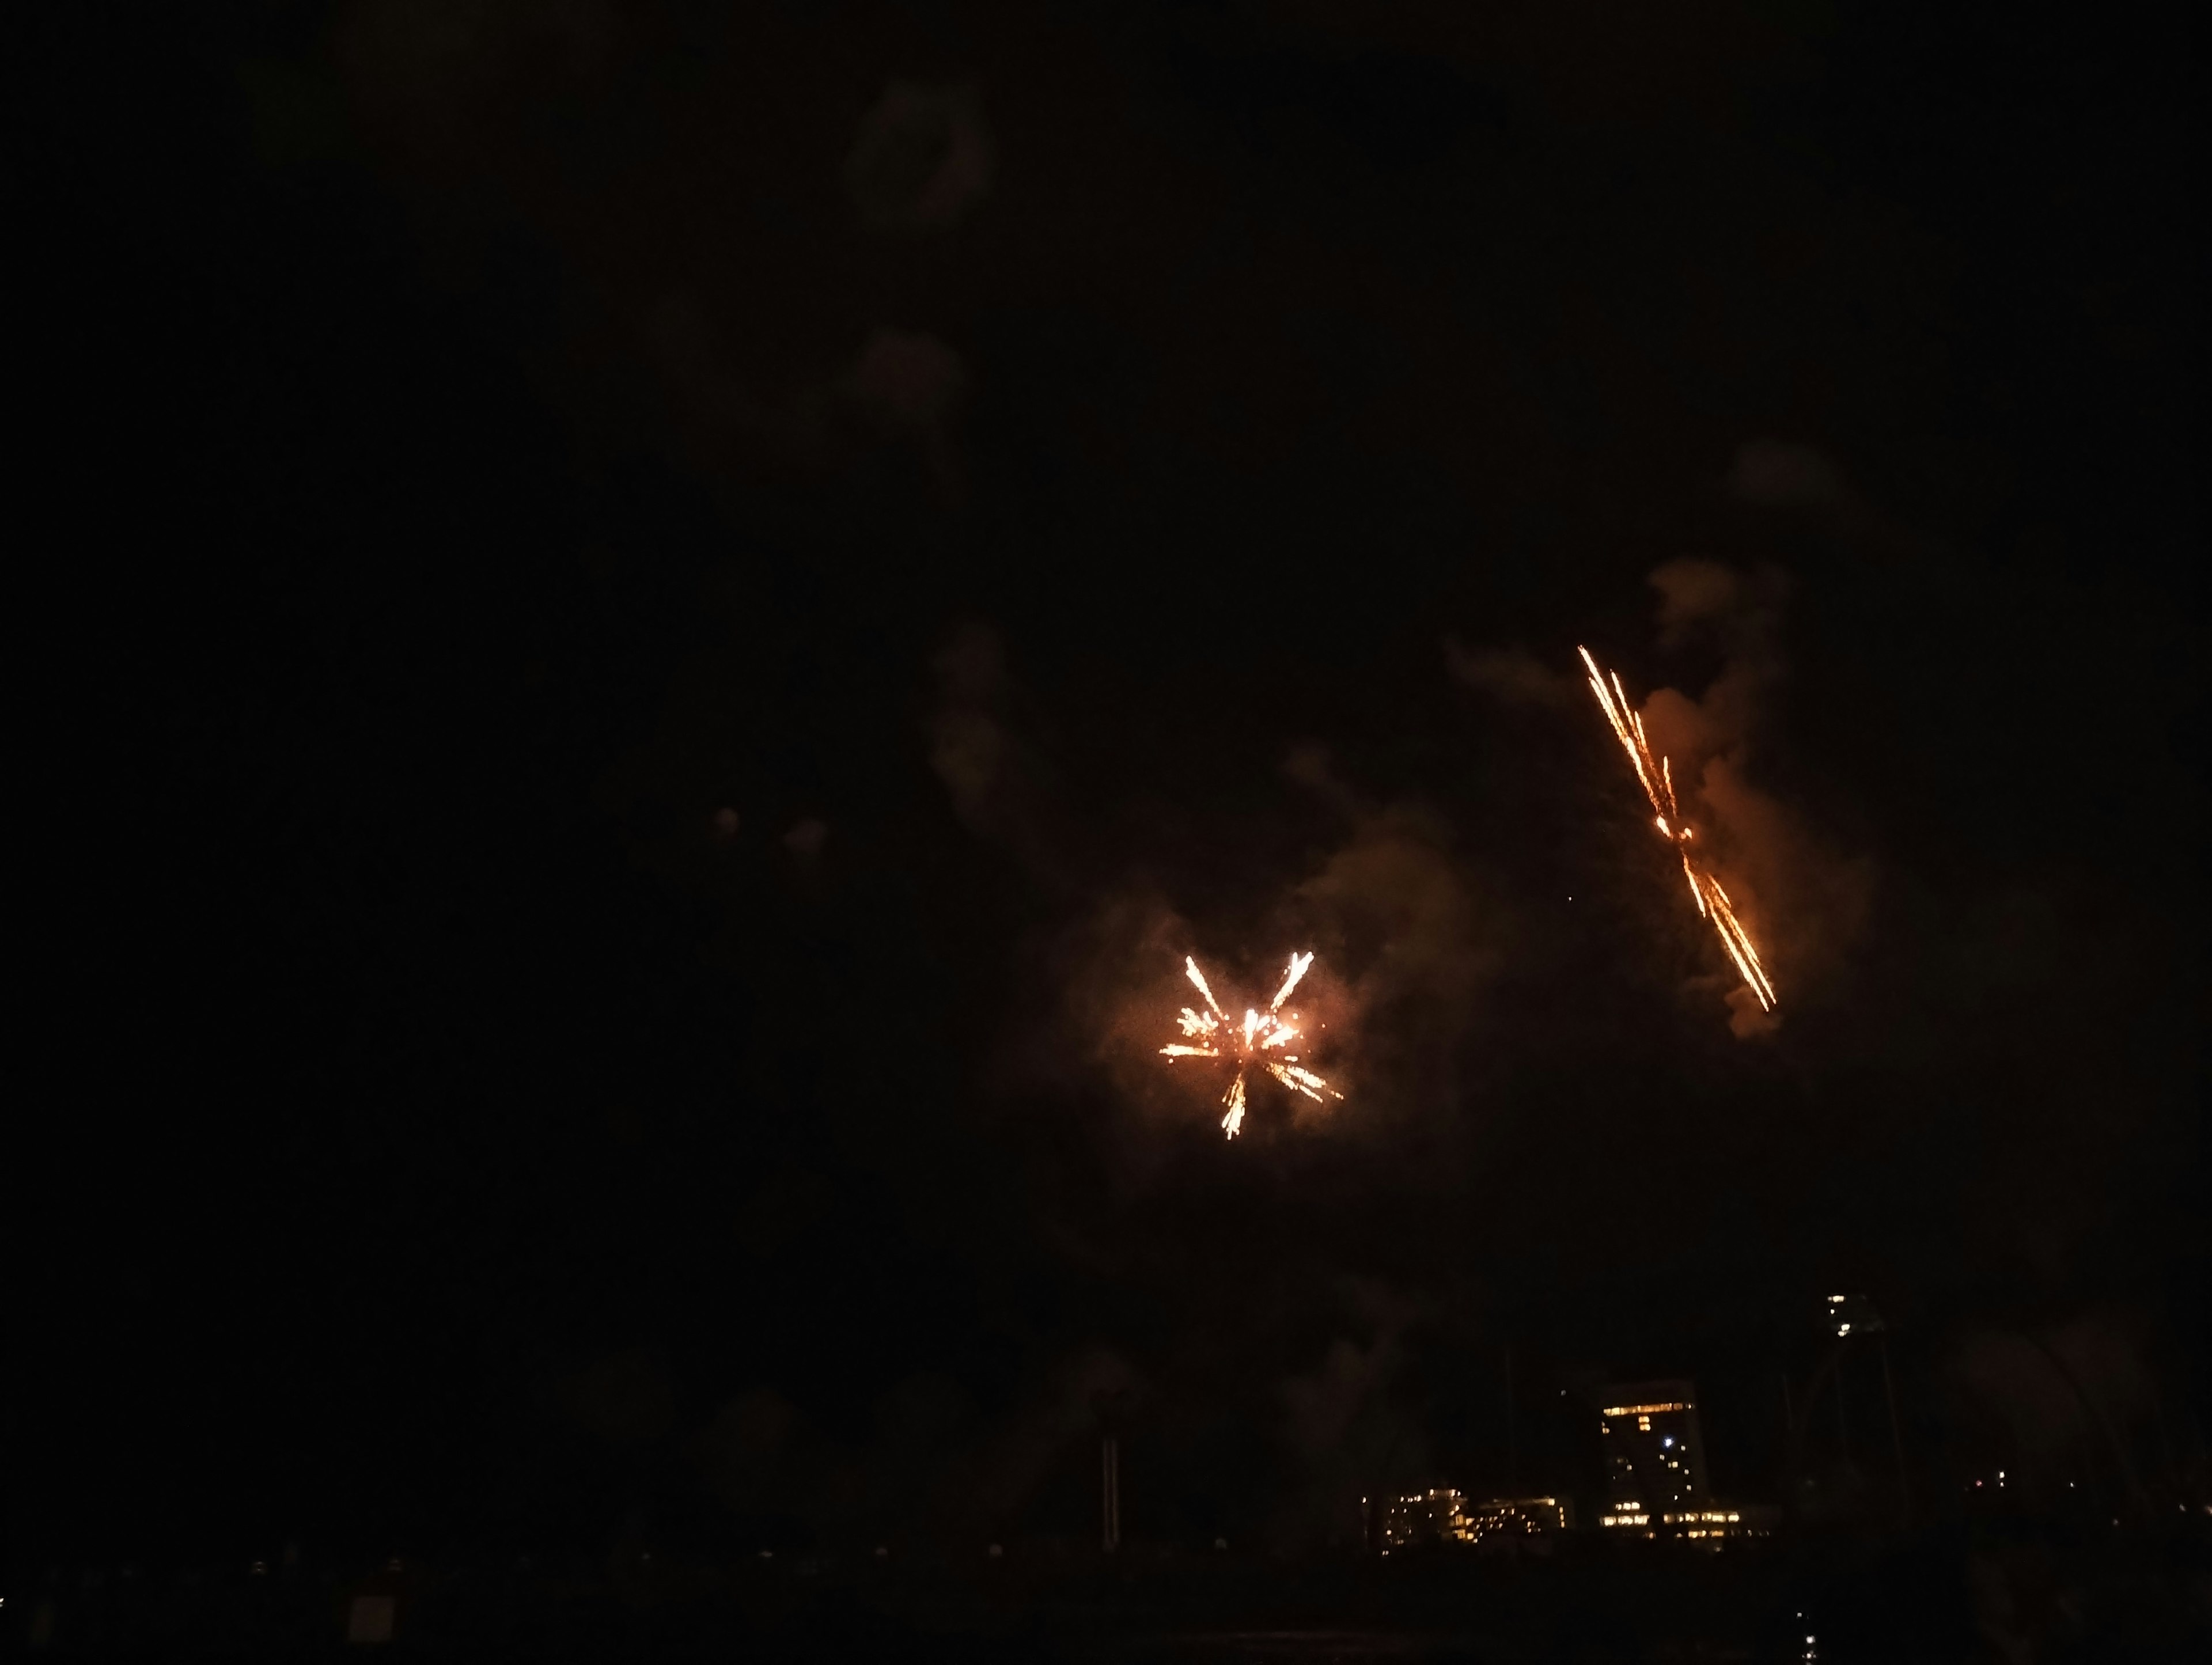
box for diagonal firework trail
[1578,648,1778,1011]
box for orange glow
[1161,951,1342,1137]
[1577,648,1778,1012]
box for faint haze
[20,0,2197,1590]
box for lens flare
[1578,648,1778,1012]
[1160,952,1342,1137]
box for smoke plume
[1633,556,1871,1033]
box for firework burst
[1160,951,1341,1137]
[1578,647,1778,1012]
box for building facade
[1464,1496,1573,1538]
[1596,1379,1710,1529]
[1379,1488,1470,1548]
[1377,1489,1572,1548]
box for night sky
[25,2,2200,1569]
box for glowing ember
[1578,648,1778,1012]
[1160,951,1341,1137]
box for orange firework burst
[1160,951,1341,1138]
[1578,648,1778,1012]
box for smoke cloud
[926,620,1062,882]
[337,1,983,492]
[1448,538,1869,1033]
[1049,774,1493,1148]
[1275,1279,1429,1549]
[1634,556,1872,1033]
[1941,1310,2164,1514]
[1442,641,1576,708]
[698,1347,1141,1546]
[1285,768,1493,1103]
[844,81,993,232]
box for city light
[1379,1490,1571,1546]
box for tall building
[1596,1379,1709,1528]
[1593,1380,1777,1540]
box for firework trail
[1160,951,1340,1137]
[1578,648,1778,1011]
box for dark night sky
[22,2,2201,1565]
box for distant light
[758,1550,773,1560]
[1836,1323,1851,1336]
[1828,1295,1845,1304]
[1662,1437,1674,1448]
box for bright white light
[1662,1436,1675,1448]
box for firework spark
[1160,951,1340,1137]
[1578,648,1778,1011]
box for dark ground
[14,1519,2211,1661]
